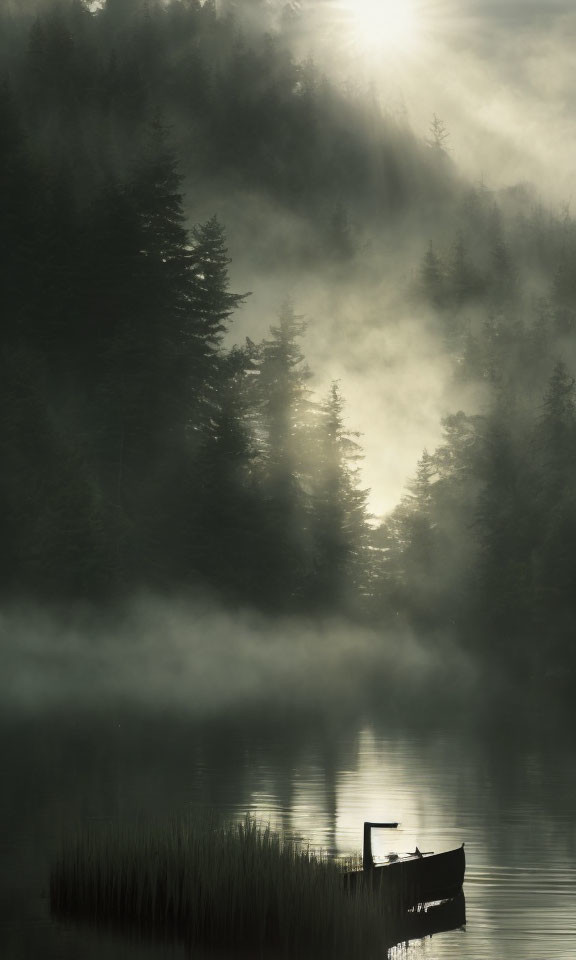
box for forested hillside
[2,0,576,686]
[1,0,394,613]
[381,194,576,679]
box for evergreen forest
[2,0,576,691]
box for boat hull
[346,845,465,909]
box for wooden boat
[345,822,466,909]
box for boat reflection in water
[390,891,466,950]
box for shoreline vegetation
[50,816,396,958]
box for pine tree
[475,401,534,648]
[253,302,315,608]
[93,123,247,584]
[489,207,516,306]
[190,344,262,599]
[537,360,576,483]
[552,254,576,334]
[188,215,248,419]
[449,234,482,309]
[308,382,370,611]
[130,129,248,433]
[421,243,446,309]
[390,450,439,625]
[109,121,215,447]
[532,362,576,650]
[426,114,450,154]
[402,450,436,567]
[257,302,312,477]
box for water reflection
[1,710,576,959]
[392,893,466,950]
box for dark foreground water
[1,706,575,960]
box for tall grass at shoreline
[50,816,392,957]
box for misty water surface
[1,706,575,960]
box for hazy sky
[258,0,575,513]
[280,0,576,204]
[414,0,576,200]
[76,1,576,204]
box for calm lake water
[1,706,576,959]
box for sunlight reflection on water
[226,727,576,959]
[2,717,576,959]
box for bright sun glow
[345,0,419,54]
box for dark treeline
[3,0,576,688]
[0,0,453,254]
[380,186,576,681]
[0,0,390,615]
[0,104,374,612]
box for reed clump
[50,816,391,957]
